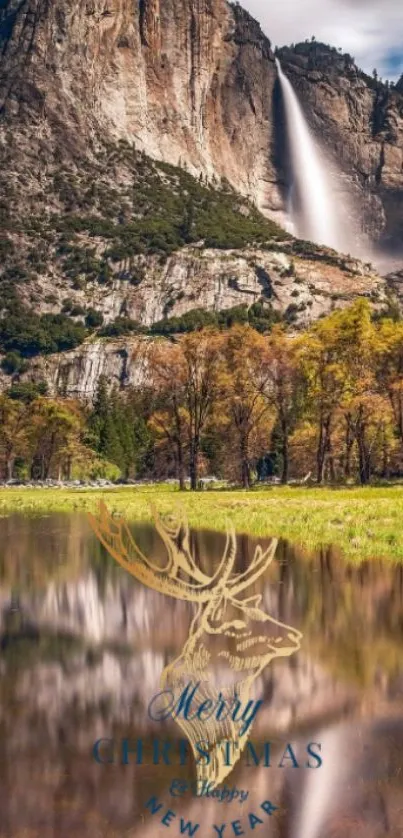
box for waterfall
[275,58,348,253]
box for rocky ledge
[0,245,386,400]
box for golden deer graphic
[89,502,302,787]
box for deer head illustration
[88,502,302,786]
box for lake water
[0,512,402,838]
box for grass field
[0,484,403,562]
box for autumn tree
[149,331,222,489]
[264,327,301,484]
[297,310,351,483]
[297,300,385,484]
[337,301,381,485]
[220,326,274,488]
[375,319,403,446]
[0,395,30,479]
[344,393,396,483]
[30,398,84,480]
[148,342,189,489]
[181,331,223,490]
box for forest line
[1,299,403,488]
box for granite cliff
[2,1,403,241]
[277,42,403,251]
[0,246,384,401]
[1,1,403,398]
[0,0,280,211]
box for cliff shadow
[271,77,292,209]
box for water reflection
[0,513,402,837]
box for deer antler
[228,540,278,597]
[88,502,237,602]
[150,503,212,585]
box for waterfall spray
[275,58,347,252]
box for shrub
[70,305,86,317]
[0,308,87,357]
[284,304,300,324]
[99,317,143,337]
[150,303,284,336]
[151,308,218,335]
[247,302,283,333]
[71,457,121,481]
[218,305,249,328]
[0,237,14,259]
[85,309,104,328]
[8,381,48,402]
[1,351,29,375]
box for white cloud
[241,0,403,80]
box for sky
[241,0,403,82]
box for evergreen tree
[100,410,124,468]
[110,389,134,477]
[89,377,124,471]
[90,375,109,445]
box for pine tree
[89,377,124,471]
[110,390,134,477]
[90,375,109,448]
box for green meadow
[1,484,403,563]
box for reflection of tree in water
[288,544,403,688]
[120,523,403,693]
[0,513,403,693]
[0,513,93,590]
[0,514,402,837]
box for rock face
[277,43,403,249]
[4,245,385,400]
[385,269,403,307]
[0,0,281,212]
[2,2,403,244]
[30,243,385,326]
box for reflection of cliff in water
[0,513,402,837]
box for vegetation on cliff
[0,143,295,358]
[1,136,376,362]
